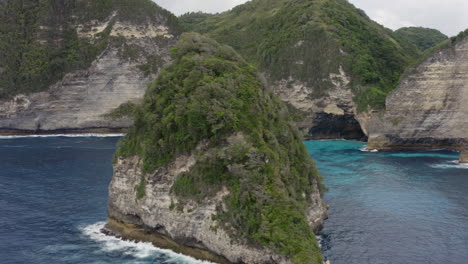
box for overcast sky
[154,0,468,37]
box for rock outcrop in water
[107,33,327,264]
[0,0,180,134]
[368,33,468,151]
[461,149,468,163]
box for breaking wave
[80,222,214,264]
[429,160,468,169]
[359,146,379,152]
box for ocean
[0,137,467,264]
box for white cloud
[348,0,468,36]
[154,0,247,15]
[372,9,415,30]
[153,0,468,36]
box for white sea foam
[316,235,323,249]
[359,146,378,152]
[0,133,125,139]
[80,222,215,264]
[429,160,468,169]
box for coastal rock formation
[274,67,367,140]
[460,150,468,163]
[0,0,179,134]
[368,34,468,150]
[180,0,421,140]
[108,154,326,264]
[107,33,327,264]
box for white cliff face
[368,37,468,150]
[108,156,306,264]
[0,14,176,134]
[273,67,352,114]
[108,152,327,264]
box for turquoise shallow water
[305,140,468,264]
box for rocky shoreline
[460,150,468,163]
[107,154,328,264]
[103,218,332,264]
[103,217,231,264]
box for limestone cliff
[107,33,327,264]
[368,35,468,151]
[0,0,179,134]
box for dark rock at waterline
[461,150,468,163]
[307,112,367,141]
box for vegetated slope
[0,0,180,99]
[395,27,448,51]
[0,0,181,133]
[180,0,420,113]
[368,30,468,151]
[109,33,327,264]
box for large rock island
[106,33,327,264]
[368,33,468,152]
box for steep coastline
[107,33,327,264]
[0,0,179,134]
[107,155,326,264]
[180,0,420,140]
[368,35,468,152]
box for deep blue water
[304,140,468,264]
[0,138,467,264]
[0,137,207,264]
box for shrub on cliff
[115,32,325,264]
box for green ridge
[395,27,448,51]
[180,0,421,111]
[115,32,325,264]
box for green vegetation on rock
[180,0,421,111]
[395,27,448,51]
[103,101,138,120]
[0,0,181,99]
[115,33,325,264]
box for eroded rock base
[367,136,466,151]
[460,150,468,163]
[105,217,231,264]
[306,113,367,141]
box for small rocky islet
[107,32,327,264]
[0,0,467,263]
[460,149,468,163]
